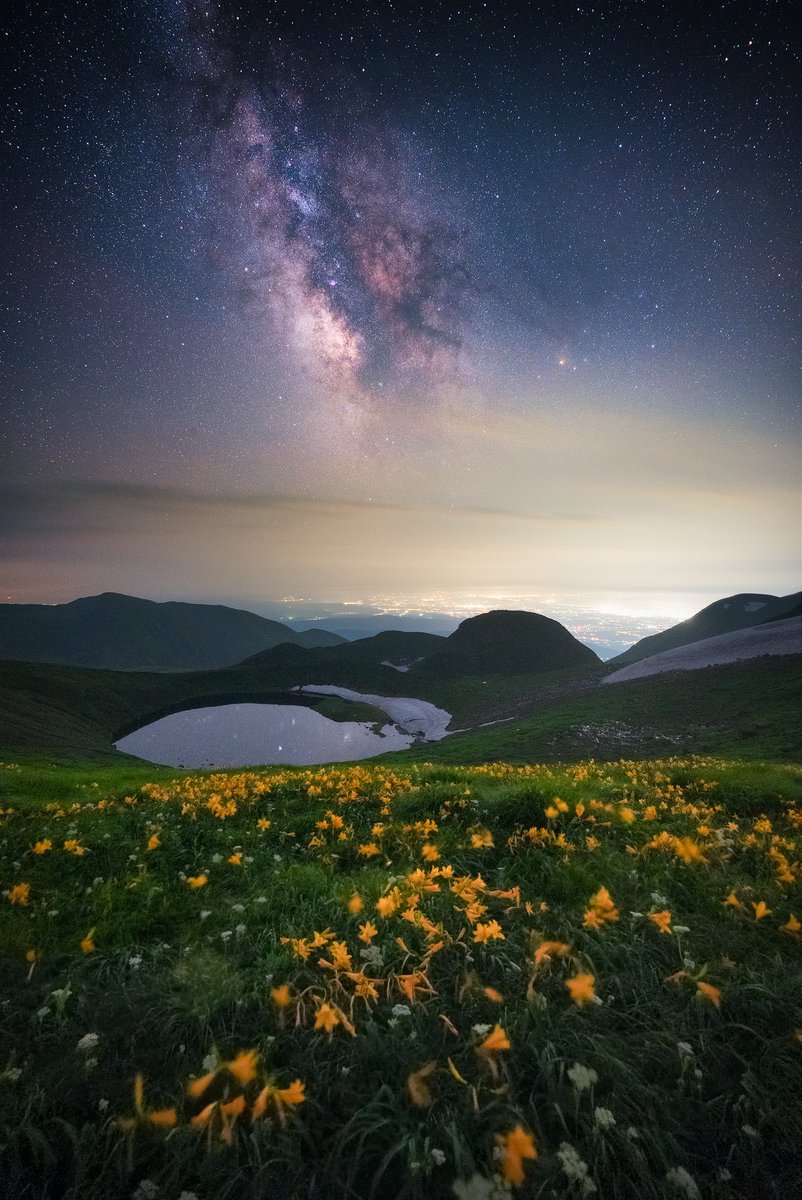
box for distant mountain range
[1,589,799,676]
[0,592,345,670]
[242,609,601,678]
[1,591,799,765]
[608,592,801,667]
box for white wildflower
[132,1181,158,1200]
[557,1143,596,1194]
[665,1166,700,1199]
[741,1124,759,1139]
[452,1174,509,1200]
[202,1052,218,1072]
[200,910,211,921]
[677,1042,694,1058]
[255,896,268,903]
[567,1062,598,1093]
[211,853,223,864]
[472,1023,492,1037]
[235,924,247,936]
[391,1004,412,1018]
[360,945,383,967]
[231,903,245,913]
[128,955,143,970]
[76,1032,100,1054]
[675,926,691,934]
[651,891,669,906]
[431,1148,447,1166]
[594,1106,617,1130]
[98,1098,109,1112]
[220,930,232,942]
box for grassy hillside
[414,610,600,677]
[1,756,800,1199]
[388,658,802,766]
[609,592,800,667]
[0,592,344,671]
[2,653,798,767]
[0,658,398,764]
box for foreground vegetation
[1,755,801,1199]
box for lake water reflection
[114,702,415,768]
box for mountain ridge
[608,592,800,667]
[0,592,345,670]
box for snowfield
[294,685,452,741]
[603,617,801,685]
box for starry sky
[2,0,800,625]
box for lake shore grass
[1,754,800,1198]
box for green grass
[2,653,799,767]
[388,658,802,765]
[1,755,801,1199]
[0,659,402,763]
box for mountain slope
[0,593,344,670]
[609,592,800,667]
[413,610,601,677]
[242,612,600,682]
[603,616,801,684]
[241,629,444,672]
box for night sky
[2,1,799,622]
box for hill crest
[0,593,344,670]
[609,592,800,667]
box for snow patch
[603,617,801,685]
[294,685,452,741]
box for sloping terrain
[385,656,802,765]
[413,610,601,677]
[241,629,444,672]
[603,616,801,684]
[609,592,800,666]
[0,592,344,669]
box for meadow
[1,755,801,1199]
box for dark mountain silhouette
[413,610,601,677]
[242,613,599,680]
[0,592,344,670]
[241,630,444,675]
[760,596,802,625]
[609,592,801,667]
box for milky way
[169,2,475,408]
